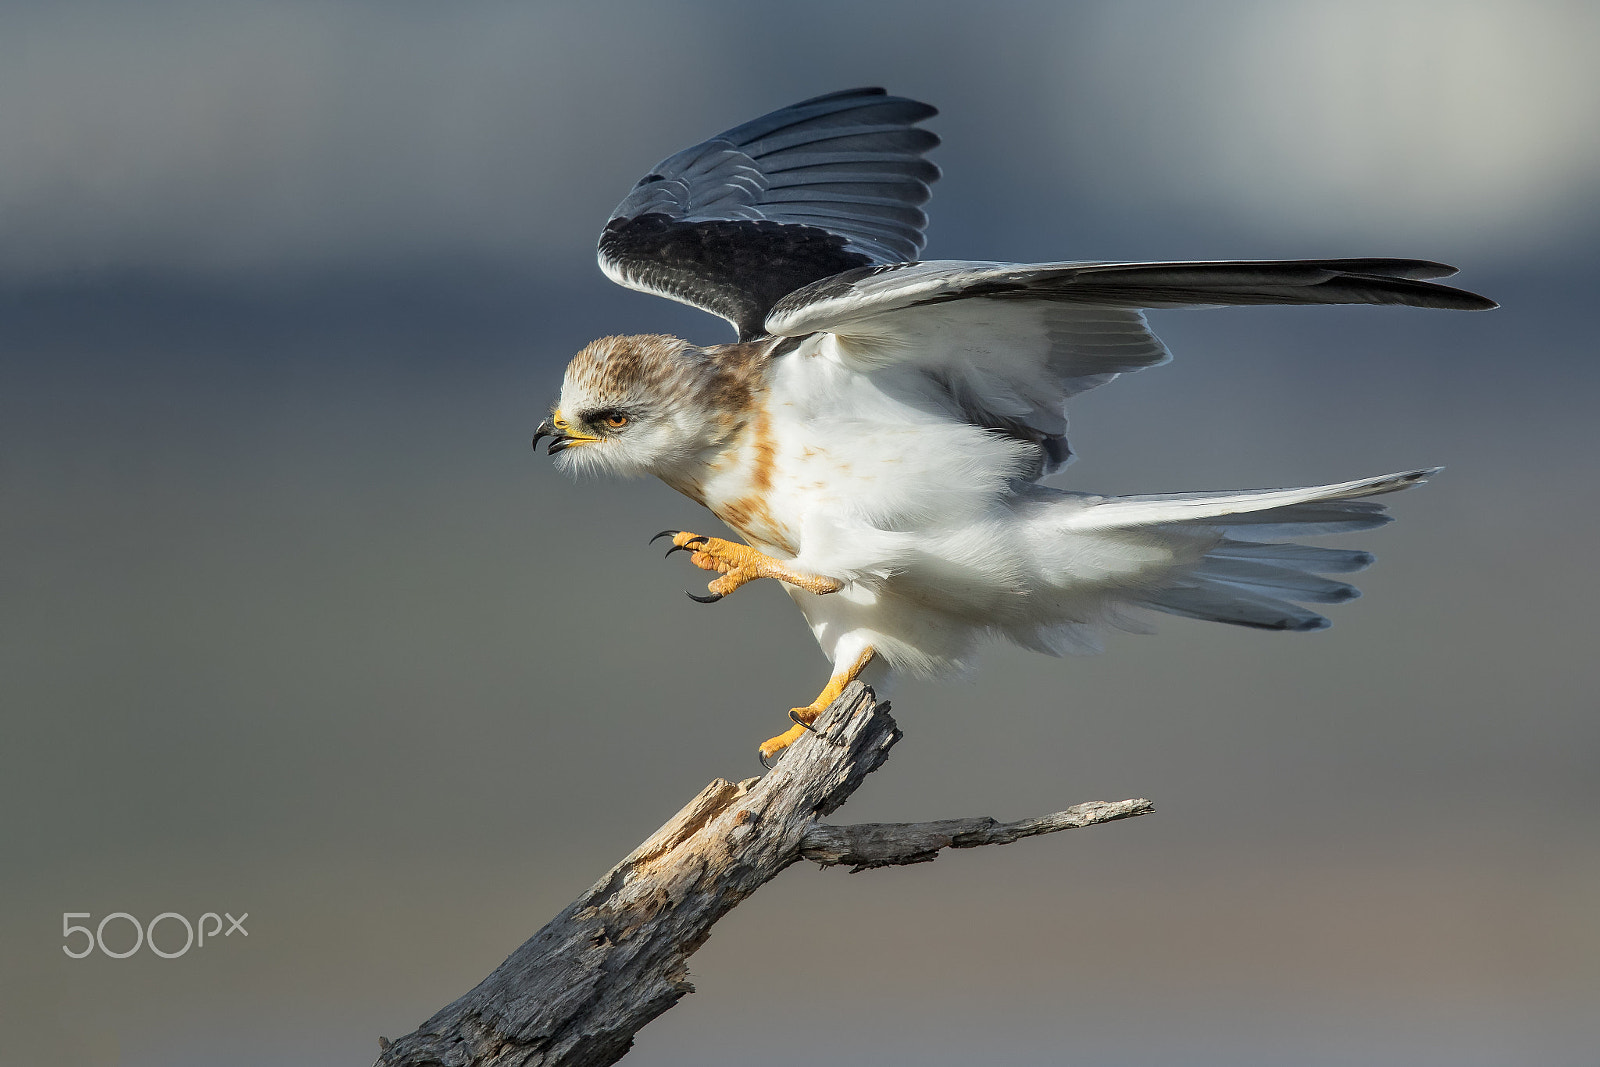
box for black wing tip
[1051,259,1498,312]
[1349,275,1497,310]
[1313,259,1497,309]
[1334,258,1459,280]
[1403,259,1459,280]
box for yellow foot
[651,530,843,603]
[757,646,877,768]
[757,723,810,766]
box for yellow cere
[553,411,600,444]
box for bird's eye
[603,413,629,429]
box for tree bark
[375,683,1151,1067]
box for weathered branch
[375,683,1151,1067]
[799,798,1155,872]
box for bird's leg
[651,530,843,603]
[758,646,877,767]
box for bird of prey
[533,88,1495,765]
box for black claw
[758,751,773,771]
[664,544,690,558]
[788,708,818,733]
[686,590,724,604]
[649,530,679,545]
[682,535,708,549]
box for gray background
[3,2,1596,1065]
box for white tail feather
[1089,469,1436,632]
[1062,468,1439,531]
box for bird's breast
[695,397,802,557]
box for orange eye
[603,414,629,429]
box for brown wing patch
[714,494,797,556]
[698,340,767,417]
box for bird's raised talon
[649,529,678,545]
[659,532,844,604]
[686,590,724,604]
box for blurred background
[3,2,1596,1064]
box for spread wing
[597,88,940,342]
[768,258,1496,477]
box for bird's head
[535,334,733,479]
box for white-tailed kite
[533,88,1495,764]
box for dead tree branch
[799,798,1155,872]
[375,683,1151,1067]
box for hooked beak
[532,414,596,456]
[531,417,563,454]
